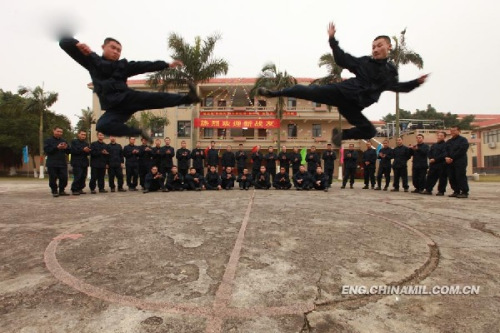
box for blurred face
[78,131,87,141]
[155,139,161,147]
[293,147,298,152]
[243,169,249,174]
[165,138,170,145]
[102,41,122,61]
[437,132,445,142]
[396,138,403,146]
[227,146,232,151]
[450,127,460,138]
[196,141,201,148]
[110,136,116,143]
[141,138,147,145]
[383,141,389,148]
[327,145,332,151]
[260,166,266,173]
[151,167,158,175]
[299,165,305,172]
[316,167,322,173]
[210,166,216,172]
[53,128,63,138]
[311,147,316,152]
[239,145,243,150]
[211,142,215,148]
[129,137,135,145]
[98,133,105,141]
[366,143,372,149]
[268,147,273,152]
[190,169,196,175]
[171,167,178,174]
[417,135,424,144]
[282,146,287,151]
[181,141,186,148]
[226,167,232,173]
[280,168,285,174]
[349,144,354,150]
[372,38,391,60]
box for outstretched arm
[389,74,429,93]
[327,22,359,73]
[126,59,184,77]
[59,37,93,70]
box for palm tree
[250,63,297,150]
[18,85,58,178]
[76,107,95,143]
[148,33,229,143]
[390,28,424,137]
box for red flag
[250,145,259,164]
[340,146,344,164]
[204,146,210,157]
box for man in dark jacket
[410,134,429,193]
[107,136,126,192]
[342,144,358,189]
[59,37,200,141]
[138,138,153,189]
[278,145,291,174]
[160,137,175,176]
[151,139,163,168]
[165,166,184,191]
[421,132,448,195]
[290,146,302,176]
[89,132,109,194]
[293,165,313,191]
[237,168,253,190]
[264,146,278,183]
[313,166,329,192]
[44,126,70,197]
[306,146,321,175]
[191,141,206,176]
[446,126,470,198]
[206,141,220,172]
[221,145,236,171]
[123,137,140,191]
[362,142,377,189]
[254,166,271,189]
[257,22,427,145]
[235,144,247,175]
[184,167,205,191]
[322,143,337,187]
[205,165,222,190]
[176,140,191,178]
[375,140,393,191]
[251,145,263,181]
[70,129,90,195]
[221,166,236,190]
[391,137,411,192]
[143,166,167,193]
[273,166,292,190]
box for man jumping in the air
[258,22,428,146]
[60,37,200,142]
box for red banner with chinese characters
[194,118,280,129]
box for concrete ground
[0,179,499,333]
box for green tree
[390,28,424,137]
[250,63,297,150]
[75,107,95,142]
[148,33,229,142]
[18,85,59,174]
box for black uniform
[184,172,204,190]
[306,151,321,175]
[191,148,206,176]
[290,151,302,176]
[160,145,175,175]
[44,136,70,194]
[144,172,165,192]
[254,171,271,189]
[89,140,109,191]
[221,170,236,189]
[123,143,140,190]
[293,170,313,190]
[176,148,191,178]
[377,147,393,189]
[392,145,412,190]
[235,150,247,175]
[221,151,236,170]
[166,172,184,191]
[237,172,253,190]
[70,138,90,193]
[322,149,337,186]
[264,152,278,183]
[273,172,292,190]
[362,148,377,188]
[278,151,291,173]
[60,37,193,137]
[206,148,219,171]
[425,140,447,194]
[205,170,221,190]
[107,142,125,190]
[313,172,328,190]
[411,143,429,192]
[342,149,358,187]
[446,135,469,195]
[269,37,421,140]
[251,152,263,180]
[151,144,163,168]
[138,144,153,188]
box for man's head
[348,143,354,150]
[311,146,316,152]
[196,141,201,148]
[227,145,232,152]
[189,167,196,175]
[416,134,424,144]
[164,137,171,146]
[129,137,136,145]
[226,166,232,173]
[316,166,323,174]
[239,144,243,150]
[437,131,446,142]
[396,137,403,146]
[210,165,216,173]
[299,165,306,173]
[383,139,389,148]
[155,139,161,147]
[110,136,116,144]
[260,166,266,173]
[450,125,461,138]
[53,126,63,138]
[141,138,148,145]
[282,145,287,152]
[279,166,286,174]
[181,140,186,148]
[293,146,299,152]
[268,146,274,152]
[102,38,122,61]
[151,166,158,175]
[366,142,372,149]
[211,141,215,148]
[243,168,249,175]
[171,166,178,174]
[256,145,261,152]
[326,143,332,151]
[372,35,392,60]
[97,132,105,141]
[77,129,86,141]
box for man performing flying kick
[60,36,200,142]
[258,22,428,145]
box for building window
[484,129,500,143]
[314,102,322,107]
[484,154,500,167]
[205,97,214,107]
[287,97,297,108]
[150,122,164,138]
[288,124,297,138]
[257,100,267,107]
[203,128,214,138]
[217,100,227,107]
[312,124,322,137]
[177,121,191,138]
[257,128,267,138]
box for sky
[1,0,499,126]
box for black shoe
[99,189,108,193]
[186,81,201,104]
[362,185,369,189]
[143,190,149,194]
[296,188,302,191]
[257,87,273,97]
[129,187,138,191]
[371,186,375,189]
[245,187,249,190]
[324,188,329,192]
[374,187,381,191]
[110,188,116,193]
[456,193,468,198]
[52,192,59,197]
[240,188,244,190]
[79,190,86,194]
[383,187,388,191]
[72,191,80,196]
[195,188,201,191]
[420,190,432,195]
[59,191,69,196]
[340,186,346,189]
[404,188,409,192]
[436,192,444,196]
[390,188,399,192]
[411,189,420,193]
[331,128,342,147]
[350,185,354,189]
[118,188,127,192]
[448,192,459,197]
[91,190,97,194]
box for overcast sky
[1,0,499,126]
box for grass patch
[477,175,500,182]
